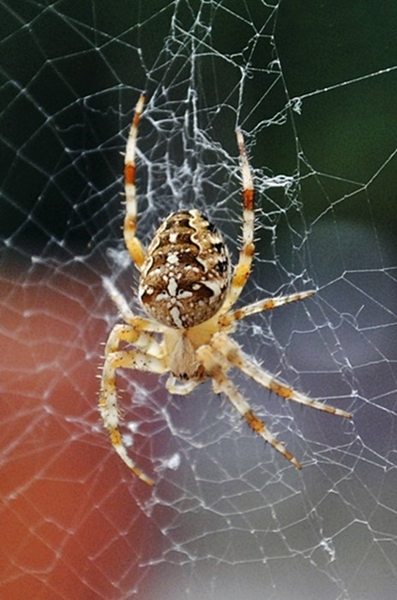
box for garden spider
[98,94,352,486]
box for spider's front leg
[196,343,302,470]
[98,322,167,486]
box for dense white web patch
[1,2,397,599]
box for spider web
[2,1,397,599]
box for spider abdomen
[139,209,231,328]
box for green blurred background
[2,0,397,252]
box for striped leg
[218,291,315,329]
[102,277,165,333]
[212,333,352,419]
[98,324,167,486]
[123,93,146,269]
[221,129,255,313]
[197,344,302,469]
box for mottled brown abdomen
[139,209,231,328]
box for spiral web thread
[1,2,397,599]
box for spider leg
[124,93,147,270]
[103,277,166,332]
[197,344,302,470]
[220,129,255,313]
[213,333,352,419]
[99,324,168,486]
[218,290,315,329]
[103,322,163,356]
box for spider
[98,94,352,486]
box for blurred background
[1,1,397,599]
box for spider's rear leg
[197,344,302,470]
[123,93,146,269]
[220,129,255,313]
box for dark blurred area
[1,1,397,255]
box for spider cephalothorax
[98,94,352,486]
